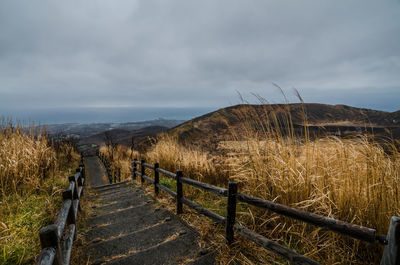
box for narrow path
[86,156,108,187]
[81,156,215,265]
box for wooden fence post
[105,158,112,184]
[226,181,238,245]
[107,166,112,184]
[39,224,63,265]
[68,175,78,201]
[141,159,145,184]
[176,170,183,214]
[77,168,84,197]
[64,179,77,240]
[133,159,137,180]
[80,165,85,181]
[381,216,400,265]
[78,169,84,187]
[154,162,159,195]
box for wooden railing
[36,164,85,265]
[98,152,121,184]
[132,158,399,265]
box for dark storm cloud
[0,0,399,120]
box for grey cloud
[0,0,399,121]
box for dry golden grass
[0,125,55,195]
[103,103,400,264]
[0,120,80,264]
[99,145,138,181]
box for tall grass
[0,120,80,264]
[105,104,399,264]
[145,136,230,185]
[0,124,56,196]
[99,145,138,181]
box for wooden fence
[98,152,121,184]
[36,163,85,265]
[132,158,399,265]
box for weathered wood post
[226,181,238,245]
[62,187,76,230]
[133,159,137,180]
[381,216,400,265]
[118,168,121,182]
[78,166,85,187]
[105,159,112,184]
[37,168,86,265]
[39,224,63,265]
[69,175,79,201]
[176,170,183,214]
[77,168,84,198]
[141,159,145,184]
[154,162,159,196]
[63,178,77,239]
[107,166,112,184]
[79,165,85,180]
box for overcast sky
[0,0,399,123]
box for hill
[43,118,185,139]
[167,103,400,150]
[80,126,168,146]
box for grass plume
[102,102,399,264]
[0,119,80,264]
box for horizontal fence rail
[131,157,397,265]
[36,164,85,265]
[236,193,385,244]
[233,224,320,265]
[156,167,177,179]
[181,177,228,196]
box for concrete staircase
[81,157,215,265]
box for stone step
[87,220,190,262]
[93,198,146,214]
[92,180,131,191]
[97,190,151,204]
[85,208,173,242]
[103,233,199,265]
[87,204,156,227]
[87,187,137,201]
[96,186,134,196]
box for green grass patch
[160,177,176,191]
[185,187,247,217]
[0,170,75,264]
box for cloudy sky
[0,0,399,123]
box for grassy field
[0,120,80,265]
[100,104,400,264]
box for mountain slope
[44,119,185,138]
[80,126,168,146]
[167,103,400,149]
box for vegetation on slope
[168,103,400,151]
[0,120,80,265]
[101,103,400,264]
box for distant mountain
[79,126,168,146]
[167,103,400,149]
[49,104,400,154]
[42,118,185,138]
